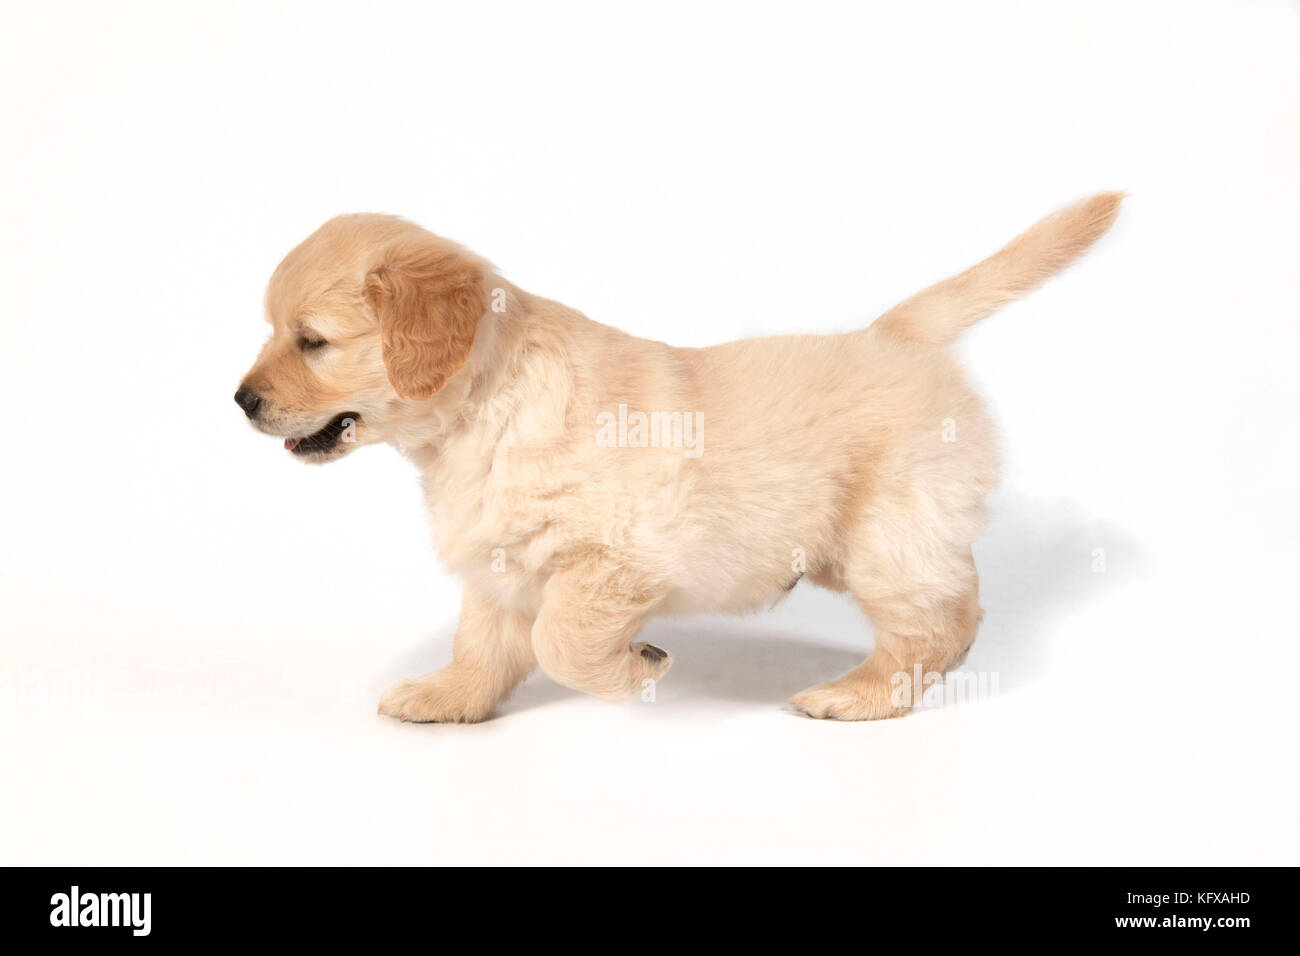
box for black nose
[234,386,262,419]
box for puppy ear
[363,238,488,400]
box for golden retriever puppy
[236,194,1121,721]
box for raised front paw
[377,669,494,724]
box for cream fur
[237,193,1122,721]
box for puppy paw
[632,641,673,678]
[636,642,669,665]
[788,681,909,721]
[377,670,492,724]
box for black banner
[2,867,1284,943]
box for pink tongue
[284,437,302,451]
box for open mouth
[283,412,360,456]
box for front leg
[530,556,672,701]
[378,588,536,723]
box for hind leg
[791,544,983,721]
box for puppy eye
[298,335,327,352]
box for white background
[2,1,1297,865]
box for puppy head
[235,215,490,462]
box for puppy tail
[871,191,1124,347]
